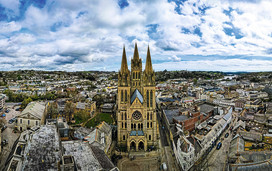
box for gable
[18,112,41,120]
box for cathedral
[117,43,157,152]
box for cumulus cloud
[0,0,271,71]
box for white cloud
[0,0,272,71]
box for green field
[85,113,113,128]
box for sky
[0,0,272,72]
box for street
[202,111,239,171]
[0,105,21,170]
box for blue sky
[0,0,272,72]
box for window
[138,124,140,129]
[125,112,127,120]
[141,123,143,129]
[125,90,127,102]
[147,90,149,107]
[133,72,135,79]
[150,113,152,120]
[121,113,123,120]
[134,123,136,129]
[121,90,123,102]
[150,90,153,107]
[138,72,140,79]
[132,111,142,120]
[123,135,125,140]
[147,112,149,120]
[131,124,133,129]
[28,120,30,125]
[151,122,152,128]
[125,122,127,128]
[147,122,149,128]
[122,122,123,128]
[20,119,22,124]
[36,121,38,125]
[149,135,151,140]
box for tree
[21,97,33,109]
[64,101,75,122]
[47,102,59,119]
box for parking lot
[0,105,21,170]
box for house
[101,103,114,113]
[0,94,5,109]
[75,101,96,117]
[16,101,46,131]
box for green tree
[64,101,75,122]
[47,102,59,119]
[21,97,33,109]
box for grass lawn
[85,113,113,128]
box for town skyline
[0,0,272,71]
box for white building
[17,101,46,131]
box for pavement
[117,156,160,171]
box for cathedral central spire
[133,42,140,60]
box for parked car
[8,118,16,124]
[225,133,229,138]
[1,139,8,146]
[216,142,222,150]
[1,125,7,132]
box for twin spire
[120,43,153,73]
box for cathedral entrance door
[130,141,136,151]
[138,141,144,151]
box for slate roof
[131,89,143,104]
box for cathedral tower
[117,44,157,152]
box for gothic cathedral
[117,43,157,152]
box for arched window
[147,112,149,120]
[131,124,133,129]
[133,72,135,79]
[150,90,153,107]
[149,135,151,140]
[147,90,149,107]
[125,90,127,102]
[150,113,152,120]
[134,124,136,129]
[122,122,123,128]
[147,122,149,128]
[123,135,125,140]
[125,122,127,128]
[121,90,123,102]
[150,122,152,128]
[141,123,143,129]
[138,124,140,129]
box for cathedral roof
[131,89,143,104]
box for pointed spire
[121,45,128,73]
[145,45,153,73]
[133,42,139,60]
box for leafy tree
[47,102,59,119]
[64,101,75,122]
[21,97,33,109]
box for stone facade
[117,44,158,152]
[16,102,46,131]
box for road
[205,111,239,171]
[0,106,21,170]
